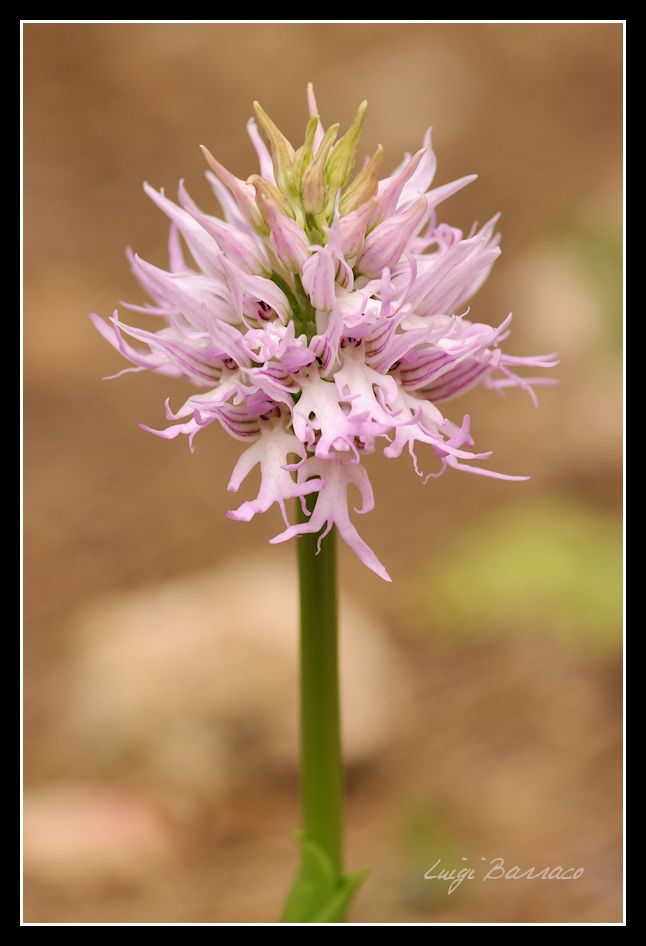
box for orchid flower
[92,87,556,923]
[93,88,556,583]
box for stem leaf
[281,832,367,923]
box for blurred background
[23,23,622,923]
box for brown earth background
[24,22,623,923]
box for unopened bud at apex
[301,123,339,216]
[326,100,368,192]
[292,115,319,193]
[248,174,295,221]
[339,145,383,216]
[252,101,295,197]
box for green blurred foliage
[405,499,622,653]
[562,219,623,353]
[391,804,469,912]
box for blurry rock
[64,553,407,798]
[24,783,176,887]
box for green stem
[280,498,367,923]
[269,271,317,340]
[293,274,317,340]
[269,271,301,318]
[296,499,343,873]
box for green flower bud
[252,101,295,197]
[339,144,384,217]
[326,100,368,192]
[292,115,319,193]
[248,174,295,221]
[301,123,339,216]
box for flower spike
[93,87,556,581]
